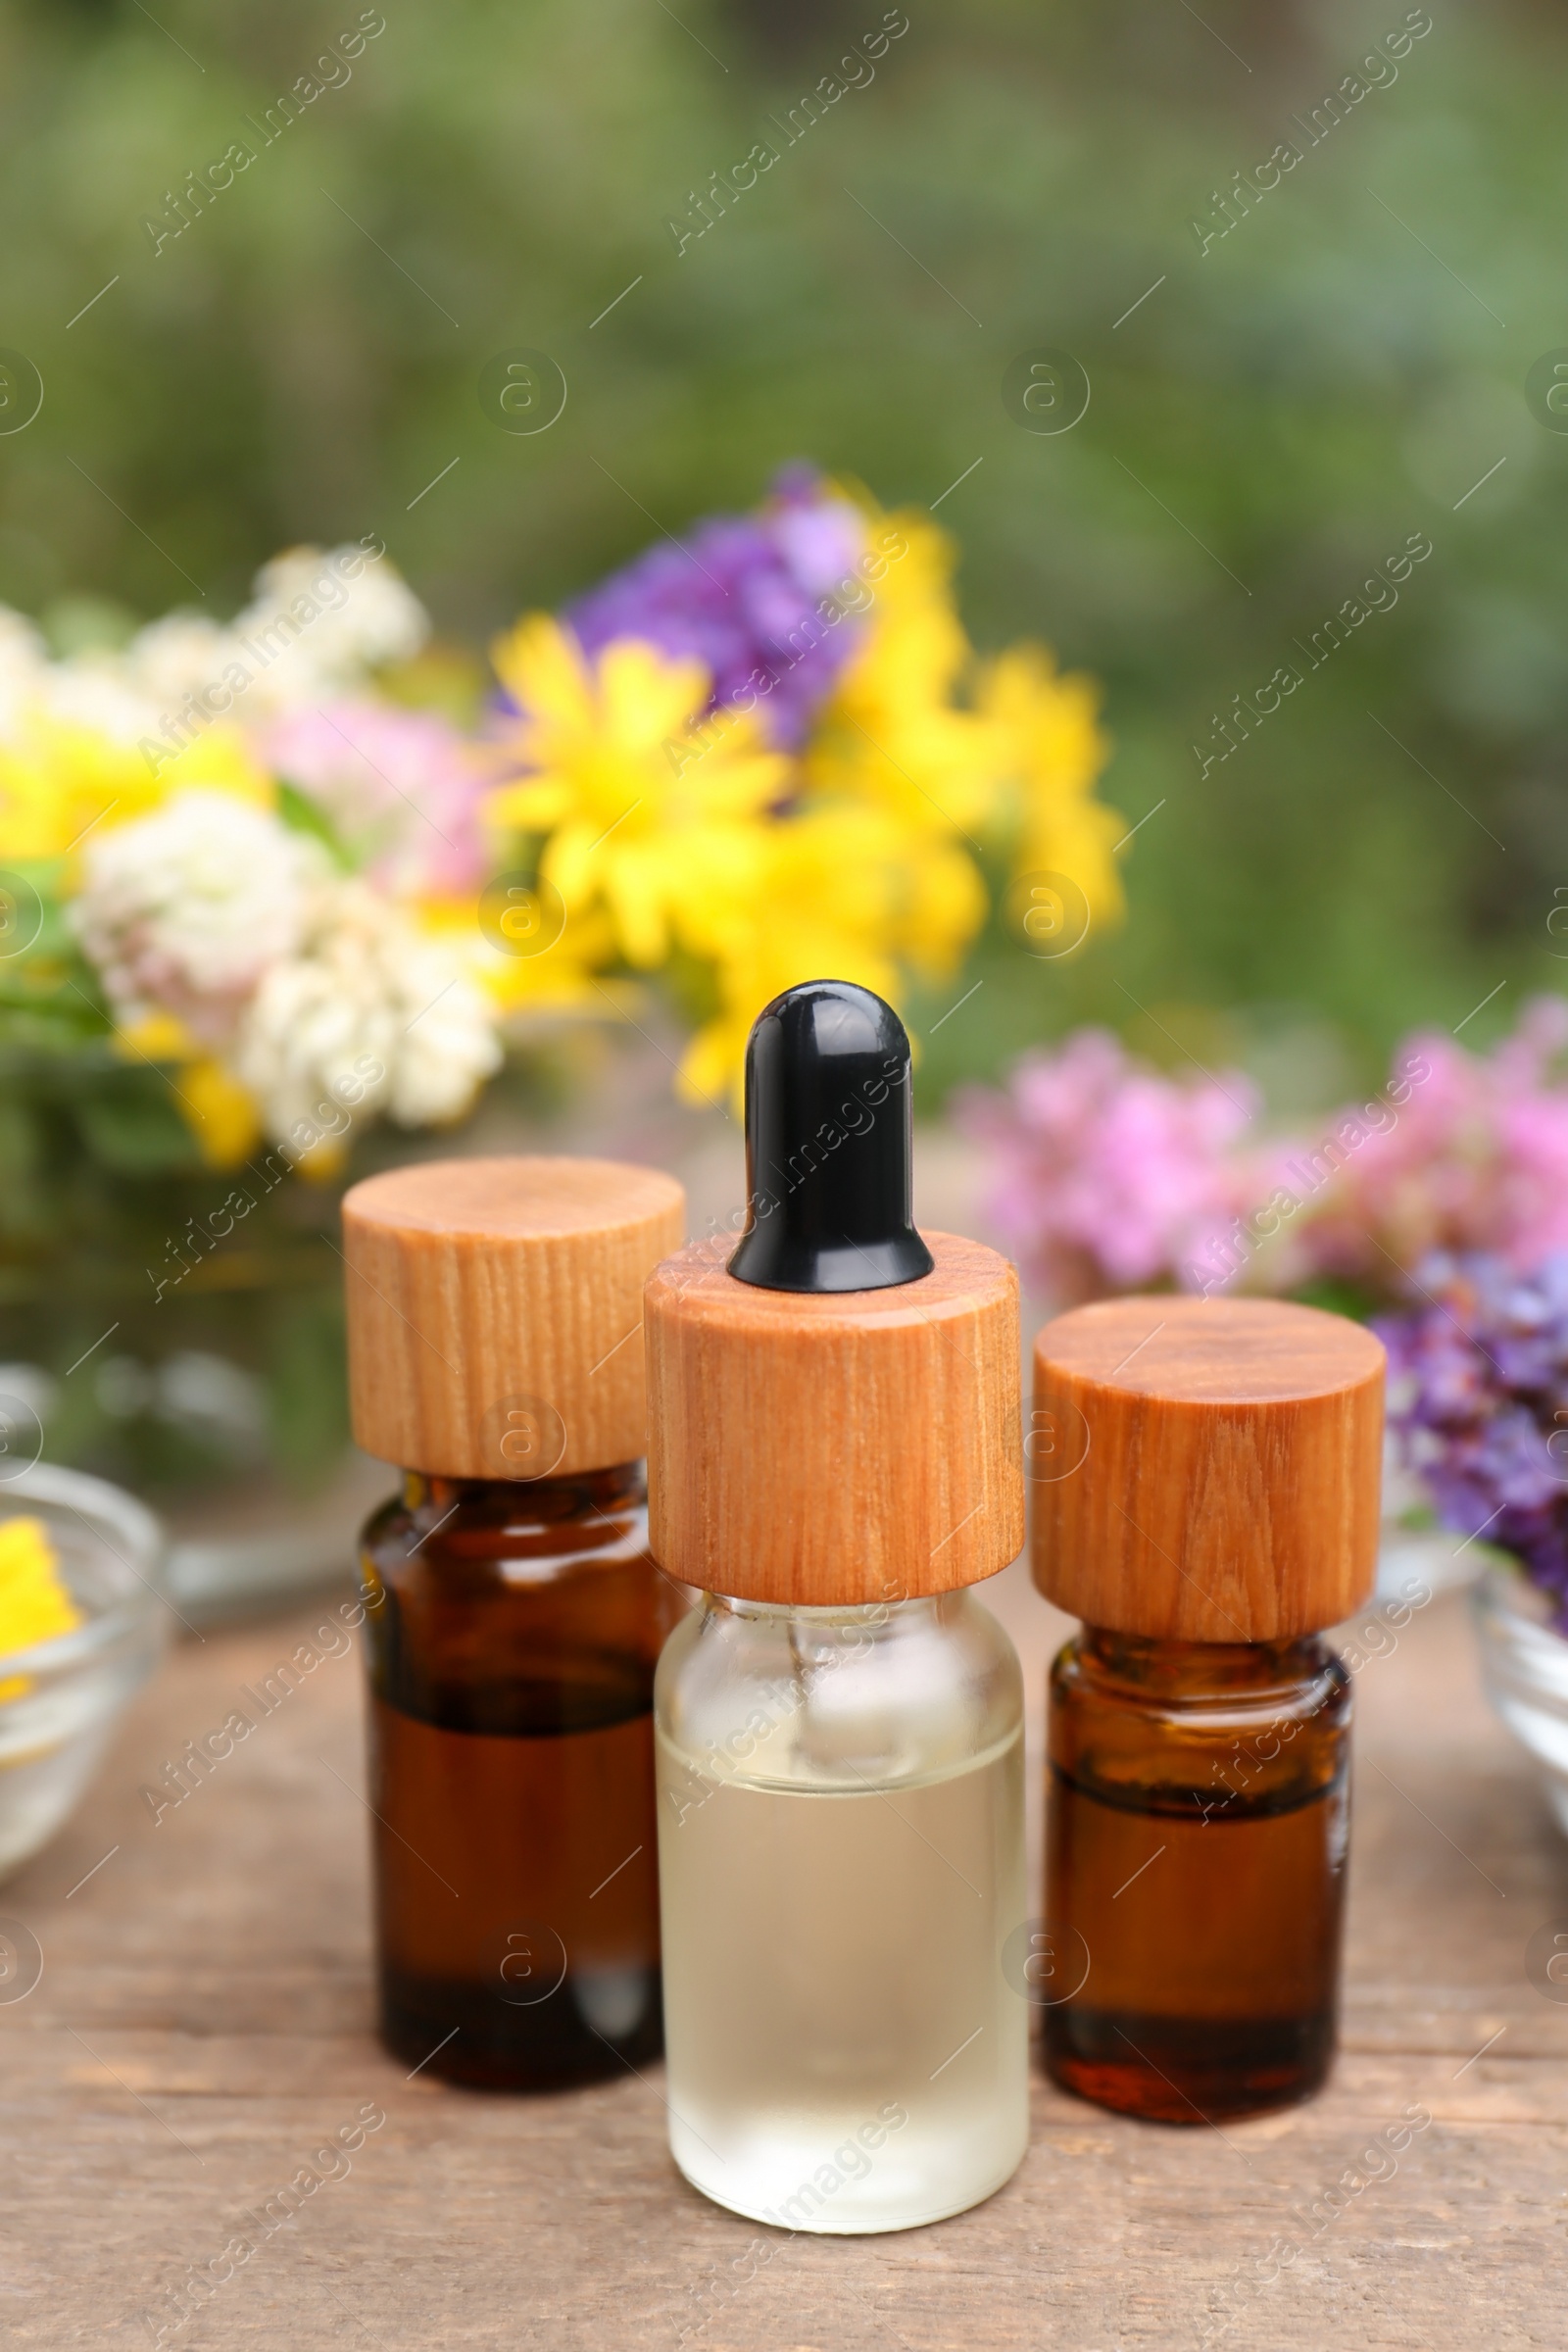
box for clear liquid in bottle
[656,1591,1029,2231]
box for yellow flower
[0,718,160,864]
[291,1136,350,1182]
[116,1014,261,1169]
[889,828,990,981]
[0,713,272,873]
[806,508,1002,840]
[677,806,985,1105]
[178,1054,264,1168]
[487,617,788,968]
[816,498,1122,910]
[840,491,971,703]
[416,888,615,1018]
[974,646,1124,927]
[0,1516,81,1664]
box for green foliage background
[1,0,1564,1114]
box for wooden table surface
[4,1557,1566,2352]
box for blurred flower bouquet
[0,469,1122,1507]
[484,465,1122,1104]
[0,538,503,1497]
[960,998,1568,1312]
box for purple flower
[1378,1251,1568,1625]
[563,466,869,748]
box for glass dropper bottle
[647,980,1029,2232]
[341,1154,686,2089]
[1031,1296,1386,2122]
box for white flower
[72,789,320,1041]
[235,879,501,1146]
[122,614,244,715]
[93,546,431,737]
[38,656,164,747]
[0,546,432,760]
[234,544,429,711]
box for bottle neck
[660,1583,1021,1790]
[700,1589,956,1641]
[400,1461,644,1525]
[1076,1624,1336,1704]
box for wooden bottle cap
[1031,1296,1385,1641]
[645,1231,1023,1605]
[341,1157,685,1479]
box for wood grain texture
[3,1567,1565,2352]
[645,1230,1023,1604]
[1032,1297,1387,1642]
[341,1157,684,1479]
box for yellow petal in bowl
[0,1517,83,1699]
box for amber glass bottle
[1045,1629,1350,2119]
[1031,1297,1385,2125]
[341,1155,685,2091]
[361,1461,681,2088]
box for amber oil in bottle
[1045,1627,1349,2119]
[362,1460,680,2087]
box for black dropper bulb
[727,980,935,1294]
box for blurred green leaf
[274,777,356,868]
[263,1283,351,1490]
[70,1071,201,1174]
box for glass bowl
[1472,1556,1568,1838]
[0,1463,169,1883]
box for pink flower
[262,700,489,900]
[960,1000,1568,1311]
[956,1029,1263,1303]
[1291,998,1568,1285]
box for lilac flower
[1290,998,1568,1287]
[960,1000,1568,1315]
[563,466,869,748]
[955,1028,1267,1303]
[1379,1252,1568,1626]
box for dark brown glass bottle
[1030,1295,1386,2127]
[340,1154,687,2093]
[360,1462,681,2089]
[1043,1628,1350,2121]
